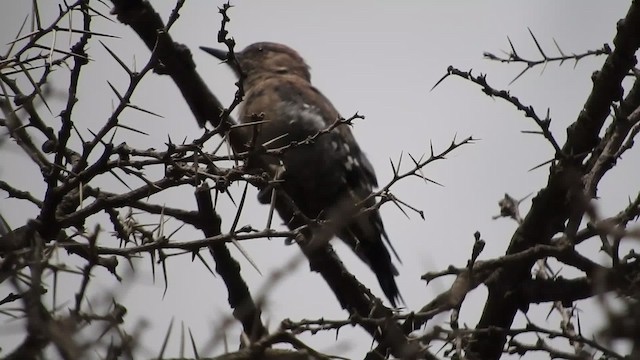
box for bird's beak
[199,46,229,61]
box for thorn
[509,66,530,85]
[507,36,517,58]
[389,157,397,176]
[552,38,566,57]
[430,71,451,92]
[528,28,547,59]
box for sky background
[0,1,637,359]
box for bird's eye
[275,67,288,74]
[258,47,263,52]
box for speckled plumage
[202,42,402,306]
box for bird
[200,42,402,307]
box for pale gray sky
[0,1,635,358]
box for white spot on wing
[345,155,355,170]
[281,101,324,130]
[300,108,324,129]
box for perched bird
[201,42,402,306]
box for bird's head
[200,42,311,83]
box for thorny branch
[433,66,563,157]
[484,28,611,84]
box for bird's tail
[362,234,402,308]
[342,211,403,308]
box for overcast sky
[0,1,636,359]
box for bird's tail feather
[358,232,403,307]
[344,214,403,308]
